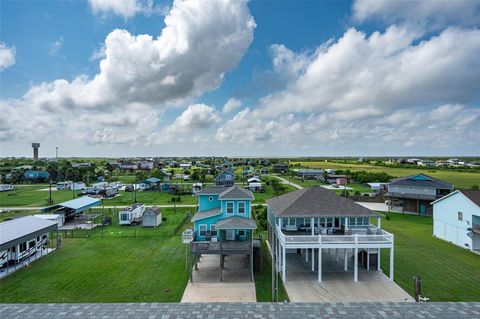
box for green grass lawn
[0,210,41,222]
[104,191,197,206]
[254,235,289,302]
[0,208,191,303]
[0,186,81,207]
[376,213,480,301]
[292,161,480,189]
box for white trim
[199,224,207,237]
[226,201,234,214]
[238,201,246,215]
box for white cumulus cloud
[0,42,16,71]
[222,98,242,114]
[89,0,165,19]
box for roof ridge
[276,188,308,215]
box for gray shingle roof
[389,173,453,189]
[267,187,380,218]
[219,186,254,200]
[197,186,230,195]
[145,206,161,216]
[461,190,480,207]
[191,207,221,222]
[215,216,257,229]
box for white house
[119,203,145,225]
[432,190,480,252]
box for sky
[0,0,479,158]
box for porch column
[311,248,315,271]
[344,248,348,271]
[306,248,309,262]
[318,236,322,282]
[390,236,394,281]
[377,248,381,271]
[335,248,338,262]
[367,248,370,271]
[282,245,286,283]
[220,254,223,282]
[354,235,358,282]
[345,217,349,230]
[311,217,315,235]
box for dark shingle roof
[219,186,254,200]
[461,190,480,207]
[389,173,453,189]
[191,207,221,222]
[215,216,257,229]
[197,187,231,195]
[267,187,380,218]
[145,206,161,216]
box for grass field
[0,208,191,303]
[292,161,480,189]
[376,213,480,301]
[0,185,82,207]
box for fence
[173,211,192,235]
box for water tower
[32,143,40,161]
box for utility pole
[48,180,53,205]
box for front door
[419,203,426,215]
[226,230,235,241]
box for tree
[191,170,200,181]
[151,168,164,180]
[471,185,479,190]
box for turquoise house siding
[198,195,220,212]
[220,200,251,218]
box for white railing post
[354,234,358,282]
[344,248,348,271]
[390,234,394,281]
[318,235,322,282]
[311,217,315,236]
[282,244,286,283]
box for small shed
[161,183,170,192]
[142,207,162,228]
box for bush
[386,215,390,220]
[176,196,181,202]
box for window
[238,202,246,214]
[349,217,356,226]
[326,218,333,227]
[121,213,129,221]
[199,225,207,237]
[239,230,246,237]
[225,174,232,180]
[20,242,27,252]
[288,218,296,227]
[29,240,35,249]
[209,196,213,201]
[210,225,217,237]
[226,202,234,214]
[458,212,463,221]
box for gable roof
[197,186,230,195]
[143,177,161,184]
[389,173,453,189]
[215,216,257,230]
[191,207,222,222]
[432,190,480,207]
[219,185,254,200]
[214,171,235,182]
[267,187,380,218]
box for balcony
[275,225,393,248]
[191,240,252,255]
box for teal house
[189,185,257,282]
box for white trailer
[0,185,14,192]
[119,203,145,225]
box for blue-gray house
[214,170,235,187]
[189,185,257,282]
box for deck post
[354,234,358,282]
[390,236,394,281]
[335,248,338,262]
[318,236,322,282]
[344,248,348,271]
[311,248,315,271]
[311,217,315,235]
[367,248,370,271]
[306,248,309,262]
[378,248,381,271]
[282,245,286,283]
[190,254,193,282]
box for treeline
[336,170,394,184]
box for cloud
[48,37,64,56]
[88,0,166,19]
[259,26,480,118]
[0,42,16,71]
[222,98,242,114]
[352,0,480,29]
[0,0,255,144]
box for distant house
[325,174,350,185]
[142,207,162,228]
[24,170,49,181]
[432,190,480,252]
[260,168,269,175]
[272,163,289,174]
[367,183,388,192]
[214,171,236,187]
[119,162,138,170]
[294,169,324,179]
[385,173,453,215]
[246,177,263,192]
[71,162,92,169]
[139,177,161,191]
[417,160,435,167]
[140,160,154,170]
[180,163,192,170]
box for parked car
[125,185,134,192]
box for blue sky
[1,0,479,157]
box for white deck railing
[275,224,393,246]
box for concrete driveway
[283,251,414,302]
[181,255,256,302]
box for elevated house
[214,170,236,187]
[272,163,289,174]
[432,190,480,252]
[385,174,453,215]
[188,185,257,282]
[267,187,394,283]
[294,169,324,179]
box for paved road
[269,175,303,189]
[2,302,480,319]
